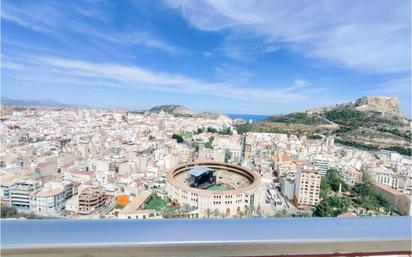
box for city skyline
[2,0,411,115]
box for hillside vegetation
[235,96,411,155]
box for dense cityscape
[1,1,411,256]
[1,104,410,220]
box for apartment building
[30,186,65,216]
[313,155,327,177]
[340,167,363,186]
[1,175,25,205]
[294,166,321,207]
[280,177,295,201]
[78,187,107,215]
[9,179,41,211]
[372,182,412,216]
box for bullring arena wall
[166,161,265,217]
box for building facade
[9,179,41,211]
[294,166,321,206]
[30,187,65,216]
[78,187,107,215]
[372,182,412,216]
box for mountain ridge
[1,97,89,108]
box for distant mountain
[1,97,88,108]
[236,96,411,155]
[148,104,231,121]
[149,105,194,116]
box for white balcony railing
[1,216,411,257]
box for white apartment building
[9,179,41,211]
[294,166,321,206]
[30,185,65,216]
[313,155,328,177]
[375,170,401,190]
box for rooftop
[33,187,64,197]
[188,167,214,177]
[120,191,152,215]
[372,182,404,196]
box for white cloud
[93,32,184,54]
[1,2,62,34]
[1,0,182,54]
[4,55,310,102]
[365,77,411,95]
[213,64,254,83]
[283,80,310,92]
[165,0,411,73]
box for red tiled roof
[372,182,403,196]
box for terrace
[1,216,411,257]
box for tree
[352,182,372,197]
[361,169,372,184]
[377,196,394,215]
[325,168,348,192]
[292,212,312,218]
[206,208,212,218]
[307,134,322,140]
[320,168,348,199]
[351,182,391,214]
[219,127,232,135]
[1,206,17,218]
[163,206,179,219]
[244,206,251,217]
[273,209,289,217]
[181,204,193,214]
[320,179,332,199]
[207,127,218,133]
[384,146,412,156]
[204,142,213,149]
[359,195,379,212]
[213,208,220,218]
[205,137,214,149]
[224,149,232,163]
[197,128,204,134]
[234,124,251,134]
[191,142,199,151]
[314,196,350,217]
[172,134,184,143]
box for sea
[227,114,270,122]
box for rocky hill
[307,96,405,119]
[149,105,194,116]
[235,96,411,155]
[148,105,231,121]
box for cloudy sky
[1,0,411,115]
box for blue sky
[1,0,411,115]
